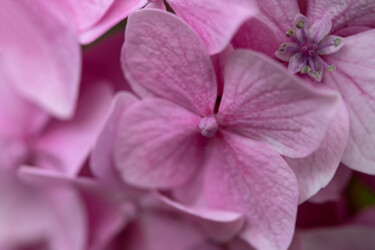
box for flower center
[199,116,219,138]
[276,15,343,81]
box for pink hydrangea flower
[101,9,342,249]
[233,0,375,183]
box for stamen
[312,71,321,79]
[317,43,334,50]
[326,65,336,71]
[300,66,311,74]
[279,43,287,52]
[316,55,329,68]
[301,28,308,42]
[308,57,316,72]
[286,28,294,37]
[296,21,304,29]
[334,38,342,47]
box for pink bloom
[107,9,341,249]
[233,0,375,187]
[0,0,81,119]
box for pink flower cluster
[1,0,375,249]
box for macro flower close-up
[0,0,375,250]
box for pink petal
[114,98,205,188]
[307,0,375,34]
[308,165,353,203]
[288,53,305,74]
[19,168,137,250]
[0,170,86,250]
[286,97,349,203]
[232,17,280,59]
[156,193,244,242]
[218,50,340,158]
[204,131,298,250]
[167,0,258,54]
[317,35,345,55]
[210,45,233,96]
[275,43,299,62]
[79,0,147,44]
[323,30,375,174]
[255,0,300,37]
[61,0,115,32]
[90,92,138,183]
[33,81,113,176]
[0,0,81,119]
[308,15,332,43]
[145,0,166,10]
[122,9,217,116]
[0,82,48,139]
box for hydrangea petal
[122,9,217,116]
[157,193,244,242]
[233,17,280,59]
[90,92,138,183]
[79,0,147,44]
[323,30,375,174]
[114,98,205,188]
[218,50,340,158]
[204,131,298,250]
[0,0,81,119]
[33,81,113,176]
[307,0,375,34]
[286,99,349,203]
[167,0,258,54]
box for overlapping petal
[168,0,258,54]
[122,9,217,116]
[203,131,298,250]
[217,50,340,158]
[286,98,349,203]
[323,30,375,174]
[114,98,205,188]
[306,0,375,34]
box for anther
[278,43,287,52]
[312,71,321,79]
[286,28,294,37]
[334,38,342,47]
[300,66,311,74]
[326,65,336,72]
[296,21,304,29]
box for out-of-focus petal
[0,0,81,119]
[33,81,113,176]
